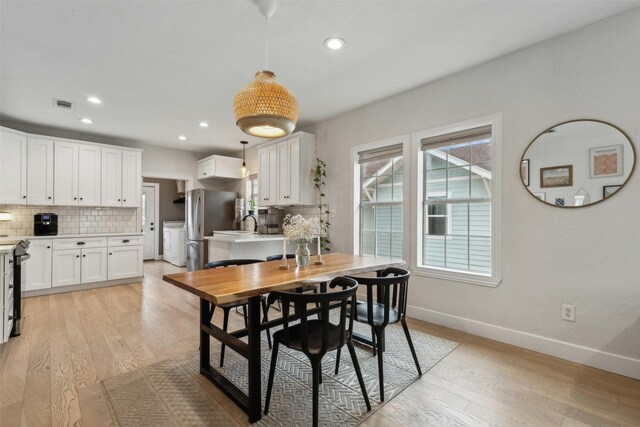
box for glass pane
[361,159,389,178]
[391,205,403,232]
[393,158,404,174]
[469,202,491,237]
[391,232,403,259]
[425,169,446,195]
[376,232,391,258]
[423,236,445,267]
[445,235,468,271]
[449,203,469,236]
[375,205,391,232]
[361,205,375,231]
[447,166,470,199]
[425,149,447,170]
[470,163,492,198]
[392,174,403,201]
[376,176,393,202]
[444,143,471,165]
[428,217,446,236]
[361,231,376,256]
[361,177,376,202]
[469,236,491,274]
[471,139,492,164]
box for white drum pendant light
[233,0,298,138]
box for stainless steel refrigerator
[185,189,237,271]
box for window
[415,116,501,286]
[245,174,259,211]
[355,142,404,259]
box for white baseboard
[23,277,143,298]
[407,305,640,380]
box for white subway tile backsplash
[0,204,138,236]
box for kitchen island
[205,231,300,261]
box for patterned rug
[102,319,458,426]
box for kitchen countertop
[0,243,17,254]
[205,231,286,243]
[23,232,144,240]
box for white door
[81,247,108,283]
[26,138,54,205]
[277,141,290,205]
[54,141,79,205]
[25,240,52,291]
[52,249,81,287]
[78,145,102,206]
[142,184,157,260]
[108,246,143,280]
[0,130,28,205]
[101,148,122,206]
[121,150,141,207]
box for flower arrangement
[282,214,321,242]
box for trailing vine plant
[313,158,331,252]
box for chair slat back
[267,277,358,357]
[204,259,264,269]
[348,267,411,327]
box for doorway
[142,183,159,260]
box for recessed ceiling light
[324,37,345,50]
[199,122,209,128]
[86,96,102,104]
[178,135,187,141]
[80,118,93,124]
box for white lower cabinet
[81,247,108,283]
[25,239,52,291]
[52,249,82,287]
[108,246,143,280]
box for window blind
[357,143,403,164]
[421,125,491,151]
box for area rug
[102,320,458,426]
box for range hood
[173,180,186,203]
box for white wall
[311,9,640,378]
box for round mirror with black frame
[520,119,636,208]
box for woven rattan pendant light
[233,0,298,138]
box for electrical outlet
[561,304,575,321]
[329,209,336,218]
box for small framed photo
[555,198,565,206]
[540,165,573,188]
[521,159,530,186]
[533,192,546,201]
[603,185,621,198]
[590,145,623,178]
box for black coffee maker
[34,213,58,236]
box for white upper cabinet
[258,132,315,207]
[197,158,215,179]
[258,145,278,206]
[27,137,54,205]
[54,141,80,205]
[0,129,28,205]
[101,148,122,206]
[121,150,141,207]
[78,144,102,206]
[196,155,243,181]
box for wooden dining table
[162,252,405,423]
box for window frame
[412,114,502,287]
[352,135,410,261]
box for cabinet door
[259,146,278,206]
[101,148,122,206]
[108,246,143,280]
[25,240,53,291]
[78,145,102,206]
[0,130,27,204]
[258,149,271,205]
[287,136,301,204]
[27,138,54,205]
[54,141,79,205]
[197,158,215,179]
[52,249,81,287]
[277,142,290,205]
[121,150,141,207]
[81,247,108,283]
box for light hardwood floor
[1,261,638,426]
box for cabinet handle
[123,199,127,202]
[203,173,207,176]
[8,284,13,289]
[8,315,13,321]
[109,253,113,255]
[8,259,13,264]
[48,196,52,200]
[118,198,121,201]
[123,239,130,243]
[83,254,86,257]
[77,242,86,245]
[23,195,26,199]
[74,197,77,200]
[76,255,80,258]
[80,197,83,200]
[47,246,51,249]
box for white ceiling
[1,0,638,153]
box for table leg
[247,296,262,423]
[200,299,210,371]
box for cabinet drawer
[4,270,14,304]
[5,282,14,312]
[4,295,14,342]
[108,236,143,247]
[53,237,108,250]
[3,253,12,276]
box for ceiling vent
[53,99,74,110]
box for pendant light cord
[264,15,269,70]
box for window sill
[412,266,501,287]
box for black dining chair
[264,277,371,427]
[265,254,319,312]
[334,267,422,401]
[265,254,295,261]
[204,259,272,366]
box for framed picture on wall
[603,185,621,198]
[533,192,546,201]
[590,145,623,178]
[521,159,530,186]
[540,165,573,188]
